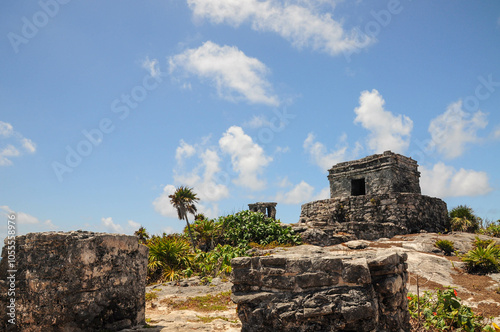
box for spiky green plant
[147,234,193,282]
[434,239,455,256]
[461,242,500,274]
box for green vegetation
[142,190,301,283]
[169,186,200,249]
[461,242,500,274]
[449,205,481,233]
[434,239,455,256]
[217,210,302,248]
[481,220,500,238]
[408,288,494,331]
[145,292,158,302]
[147,234,193,282]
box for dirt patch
[451,270,500,318]
[369,241,403,249]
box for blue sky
[1,1,500,239]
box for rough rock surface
[231,246,410,332]
[294,193,449,244]
[328,151,421,197]
[0,231,148,331]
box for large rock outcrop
[231,246,410,332]
[0,231,148,331]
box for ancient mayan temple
[294,151,449,245]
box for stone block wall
[295,193,448,245]
[231,248,410,331]
[0,231,148,331]
[328,151,421,197]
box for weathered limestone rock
[231,246,410,332]
[0,231,148,331]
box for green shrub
[483,221,500,238]
[218,210,301,247]
[434,239,455,256]
[408,288,493,331]
[449,205,480,233]
[187,217,222,252]
[461,242,500,274]
[473,236,496,249]
[188,244,248,278]
[146,234,193,282]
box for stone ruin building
[293,151,449,245]
[248,202,277,219]
[0,231,148,331]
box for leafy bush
[434,239,455,256]
[461,242,500,274]
[146,234,193,282]
[449,205,480,233]
[188,217,222,252]
[408,288,494,331]
[186,244,248,278]
[218,210,302,247]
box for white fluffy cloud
[276,180,314,204]
[354,89,413,154]
[169,41,279,106]
[101,217,124,233]
[0,121,36,166]
[0,145,20,166]
[153,184,182,218]
[420,162,492,198]
[128,220,141,230]
[428,100,488,159]
[313,187,330,200]
[175,139,196,163]
[0,121,14,137]
[219,126,272,190]
[142,56,160,78]
[303,133,348,171]
[0,206,57,239]
[187,0,372,56]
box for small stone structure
[248,202,277,219]
[328,151,421,197]
[294,151,449,245]
[0,231,148,331]
[231,246,410,331]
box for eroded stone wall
[0,231,148,331]
[295,193,448,245]
[328,151,421,197]
[231,247,410,332]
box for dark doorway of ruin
[351,178,366,196]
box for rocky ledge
[231,245,410,332]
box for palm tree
[169,186,199,249]
[134,226,149,244]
